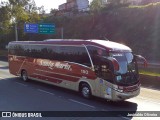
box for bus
[8,39,147,101]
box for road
[0,60,160,120]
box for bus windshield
[109,52,139,85]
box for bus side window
[51,46,91,67]
[87,46,113,82]
[86,46,108,65]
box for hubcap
[82,87,90,97]
[22,72,27,81]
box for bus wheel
[80,83,91,99]
[21,70,28,82]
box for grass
[139,70,160,76]
[128,2,160,9]
[0,49,8,56]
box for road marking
[38,89,55,95]
[15,82,28,87]
[69,99,95,108]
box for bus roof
[9,39,132,52]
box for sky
[34,0,92,13]
[1,0,92,13]
[34,0,66,13]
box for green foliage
[128,2,160,8]
[0,3,11,33]
[0,0,41,45]
[90,0,103,13]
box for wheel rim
[22,71,27,81]
[82,87,90,98]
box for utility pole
[61,27,64,39]
[15,23,18,41]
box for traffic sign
[39,23,55,34]
[24,23,38,33]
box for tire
[21,70,28,82]
[80,83,92,99]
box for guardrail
[140,74,160,90]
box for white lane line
[38,89,55,95]
[15,82,28,87]
[69,99,95,109]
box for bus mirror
[107,57,120,71]
[135,55,148,67]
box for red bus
[8,39,147,101]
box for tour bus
[8,39,147,101]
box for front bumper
[111,88,140,101]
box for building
[77,0,89,11]
[59,0,89,11]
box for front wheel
[80,83,92,99]
[21,70,28,82]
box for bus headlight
[113,85,124,92]
[116,75,122,81]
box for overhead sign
[24,23,38,33]
[39,24,55,34]
[24,23,55,34]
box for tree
[90,0,102,12]
[0,4,11,33]
[0,0,41,42]
[50,9,59,16]
[110,0,121,5]
[37,5,46,15]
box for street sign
[39,23,55,34]
[24,23,38,33]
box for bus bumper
[111,88,140,101]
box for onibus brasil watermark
[1,112,42,118]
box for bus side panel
[32,59,97,90]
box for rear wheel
[21,70,28,82]
[80,83,92,99]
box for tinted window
[87,46,108,65]
[53,46,91,67]
[9,44,91,67]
